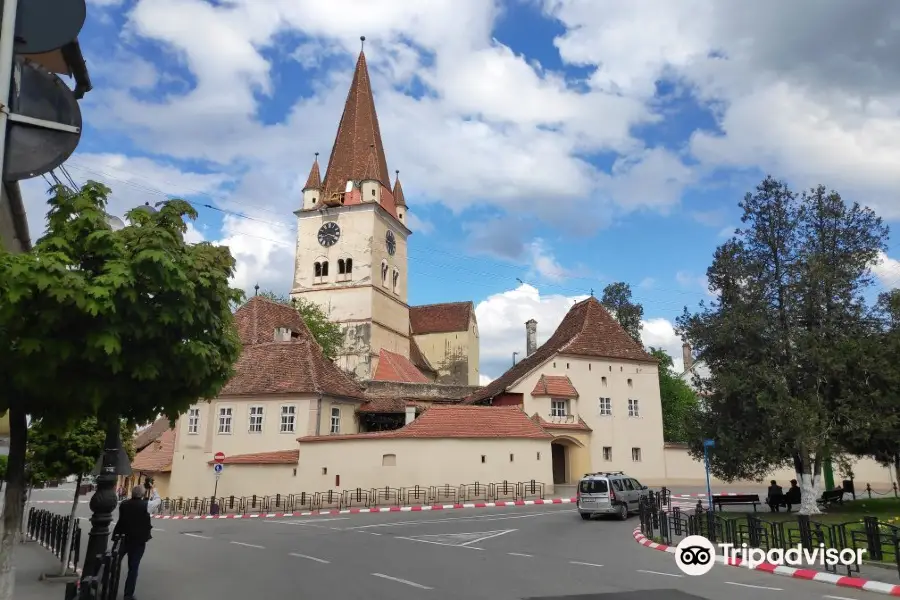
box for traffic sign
[214,463,224,474]
[214,452,225,464]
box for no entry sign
[214,452,225,464]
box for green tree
[600,282,643,344]
[839,290,900,483]
[0,182,243,596]
[676,177,887,514]
[27,418,105,575]
[258,290,344,360]
[650,348,700,443]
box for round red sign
[214,452,225,464]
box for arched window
[345,258,353,274]
[392,269,399,293]
[381,261,389,286]
[321,261,329,276]
[314,262,322,277]
[337,259,346,275]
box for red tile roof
[466,297,656,404]
[320,50,393,209]
[531,413,592,432]
[357,397,423,413]
[372,349,430,384]
[225,296,365,398]
[132,428,176,473]
[207,450,299,465]
[410,302,473,335]
[303,155,322,190]
[221,340,365,399]
[531,375,578,398]
[133,417,172,452]
[234,296,305,346]
[392,172,406,207]
[298,405,552,442]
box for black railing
[26,508,82,572]
[638,497,900,580]
[69,534,125,600]
[154,480,554,515]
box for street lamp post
[77,202,157,589]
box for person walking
[114,485,153,600]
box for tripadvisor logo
[675,535,866,575]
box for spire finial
[360,36,366,52]
[396,169,399,177]
[254,284,259,296]
[315,151,319,159]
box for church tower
[291,40,411,381]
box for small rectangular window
[601,376,607,387]
[249,405,264,433]
[509,453,514,462]
[481,455,486,463]
[330,407,341,434]
[280,405,296,433]
[627,378,633,388]
[602,446,612,461]
[550,399,567,417]
[632,447,642,462]
[598,397,611,416]
[187,408,200,434]
[218,407,232,434]
[628,398,640,417]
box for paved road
[24,484,883,599]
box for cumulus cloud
[474,283,684,379]
[871,251,900,290]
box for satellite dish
[106,215,126,231]
[14,0,87,55]
[4,57,82,181]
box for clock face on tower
[386,230,396,255]
[318,222,341,247]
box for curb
[669,493,741,498]
[153,496,576,520]
[631,528,900,596]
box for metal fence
[25,507,82,572]
[67,534,125,600]
[156,480,550,516]
[638,496,900,581]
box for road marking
[367,532,381,536]
[230,541,265,549]
[725,582,782,591]
[823,596,858,600]
[508,552,532,557]
[152,528,164,532]
[289,553,330,564]
[459,530,516,546]
[570,561,603,568]
[372,573,433,590]
[345,510,567,530]
[636,569,683,577]
[182,533,211,539]
[395,536,484,550]
[266,517,349,526]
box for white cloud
[474,283,685,379]
[526,240,568,282]
[871,251,900,289]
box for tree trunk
[60,474,82,576]
[0,401,27,600]
[794,449,823,515]
[893,454,900,491]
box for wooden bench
[712,494,760,512]
[816,488,844,507]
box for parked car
[576,471,648,520]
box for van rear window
[579,480,609,493]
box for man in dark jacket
[766,480,784,512]
[113,485,153,600]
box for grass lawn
[714,498,900,563]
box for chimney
[525,319,537,357]
[404,404,416,425]
[682,342,693,373]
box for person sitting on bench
[766,480,784,512]
[784,479,801,512]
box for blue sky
[21,0,900,381]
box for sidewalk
[13,540,77,600]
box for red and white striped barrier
[632,528,900,596]
[153,497,576,520]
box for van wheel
[580,513,591,520]
[617,503,628,520]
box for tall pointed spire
[393,170,406,207]
[303,152,322,190]
[321,37,392,201]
